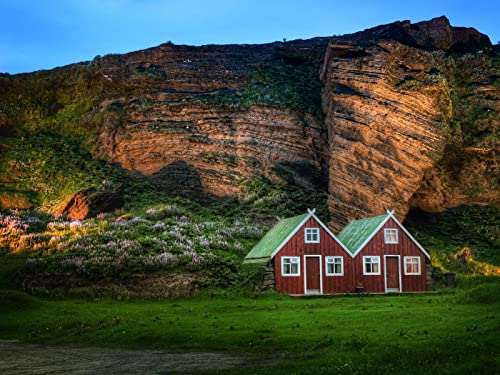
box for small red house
[244,209,431,295]
[244,209,353,295]
[337,210,431,293]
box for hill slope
[0,16,499,291]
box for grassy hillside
[0,163,331,294]
[0,64,105,211]
[0,133,119,211]
[0,44,498,292]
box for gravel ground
[0,340,255,374]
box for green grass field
[1,278,499,374]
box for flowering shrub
[145,208,159,218]
[129,217,149,224]
[2,206,266,279]
[152,221,166,231]
[0,211,39,234]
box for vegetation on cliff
[406,206,500,274]
[0,18,498,294]
[196,60,324,117]
[0,65,102,142]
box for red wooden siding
[353,218,427,293]
[274,217,354,295]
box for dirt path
[0,340,258,374]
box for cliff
[95,39,332,197]
[0,17,498,228]
[0,38,330,209]
[321,16,499,229]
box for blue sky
[1,0,498,74]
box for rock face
[55,185,124,220]
[338,16,492,53]
[321,16,498,230]
[96,39,330,198]
[102,104,326,197]
[409,50,500,212]
[0,17,498,226]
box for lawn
[1,279,499,374]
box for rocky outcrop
[321,16,498,230]
[321,40,449,228]
[96,39,330,198]
[55,185,124,220]
[0,17,497,226]
[338,16,492,53]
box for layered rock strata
[321,17,498,230]
[1,17,498,225]
[96,39,330,197]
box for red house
[244,209,353,295]
[337,210,431,293]
[244,209,431,295]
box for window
[363,256,381,275]
[304,228,320,243]
[384,228,399,244]
[282,256,300,276]
[404,256,421,275]
[325,256,343,276]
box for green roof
[337,214,388,255]
[244,213,309,263]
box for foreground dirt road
[0,340,254,374]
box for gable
[351,216,430,259]
[385,216,430,259]
[271,214,352,258]
[337,211,430,259]
[244,211,351,264]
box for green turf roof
[337,214,388,255]
[244,213,309,263]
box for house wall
[353,218,428,293]
[275,217,354,295]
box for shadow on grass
[0,255,26,290]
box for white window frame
[384,228,399,244]
[404,256,421,275]
[363,256,381,275]
[304,228,320,243]
[281,256,300,277]
[325,256,344,276]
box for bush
[233,263,266,291]
[405,206,500,275]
